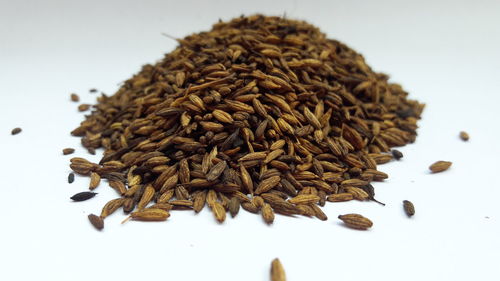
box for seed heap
[69,15,424,228]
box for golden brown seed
[271,258,286,281]
[100,198,126,218]
[338,213,373,230]
[88,214,104,230]
[212,202,226,223]
[326,193,354,202]
[240,165,254,194]
[288,194,320,205]
[78,104,91,112]
[129,208,170,222]
[89,172,101,190]
[459,131,469,141]
[212,109,234,123]
[137,184,155,210]
[229,197,240,218]
[429,161,452,173]
[193,190,207,213]
[403,200,415,217]
[62,148,75,155]
[262,203,275,224]
[255,175,281,194]
[70,93,80,102]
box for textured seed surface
[88,214,104,230]
[62,148,75,155]
[403,200,415,217]
[66,15,424,227]
[429,161,452,173]
[459,131,469,141]
[338,213,373,230]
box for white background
[1,0,499,280]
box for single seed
[429,161,452,173]
[89,88,98,93]
[271,258,286,281]
[62,148,75,155]
[88,214,104,230]
[70,93,80,102]
[403,200,415,217]
[78,104,91,112]
[338,213,373,230]
[459,131,469,141]
[11,127,22,135]
[391,149,403,160]
[70,191,97,202]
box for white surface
[1,0,499,280]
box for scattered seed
[429,161,452,173]
[338,213,373,230]
[70,93,80,102]
[11,127,22,135]
[88,214,104,230]
[70,191,97,202]
[62,148,75,155]
[78,104,91,112]
[403,200,415,217]
[271,258,286,281]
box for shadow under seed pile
[69,15,424,227]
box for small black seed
[71,191,97,201]
[391,149,403,160]
[68,173,75,184]
[89,88,98,93]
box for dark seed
[68,173,75,184]
[11,127,22,135]
[391,149,403,160]
[89,88,98,93]
[71,191,97,201]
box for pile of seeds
[69,15,424,229]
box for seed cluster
[68,15,425,229]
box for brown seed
[62,148,75,155]
[228,197,240,218]
[212,202,226,223]
[11,127,22,135]
[70,93,80,102]
[459,131,469,141]
[88,214,104,230]
[78,104,91,112]
[68,173,75,184]
[206,160,227,181]
[89,172,101,190]
[137,184,155,210]
[271,258,286,281]
[262,203,275,224]
[403,200,415,217]
[128,208,170,222]
[288,194,320,205]
[338,213,373,230]
[429,161,452,173]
